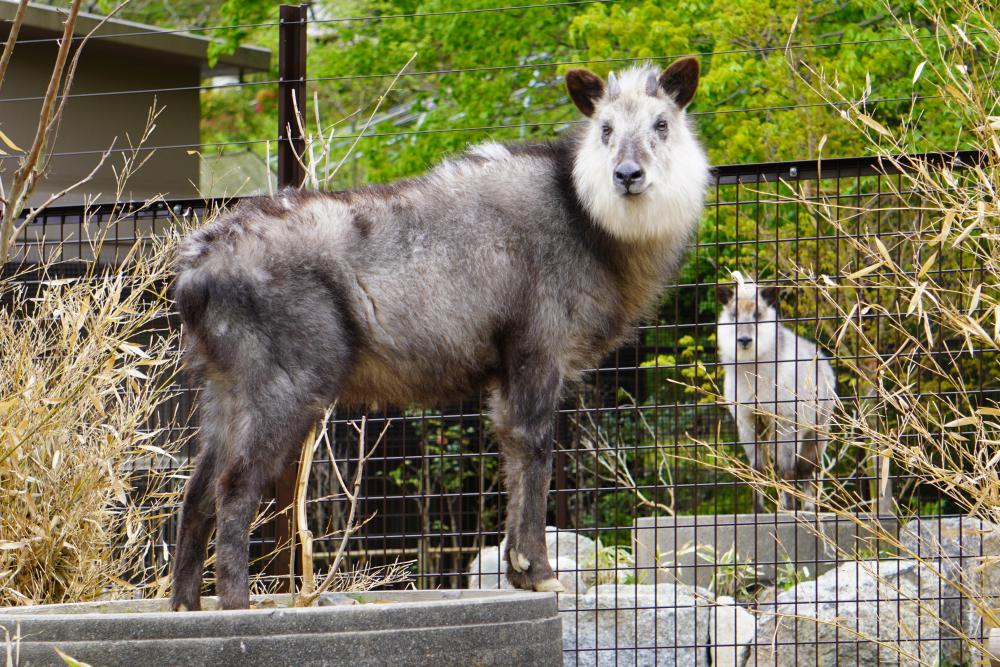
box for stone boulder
[544,527,627,587]
[709,596,755,667]
[466,527,597,593]
[466,546,583,594]
[466,544,504,589]
[545,526,600,566]
[753,559,959,666]
[901,515,1000,654]
[560,582,711,667]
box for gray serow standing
[170,58,709,611]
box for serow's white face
[716,282,781,361]
[565,58,707,241]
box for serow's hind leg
[492,349,563,593]
[738,414,768,513]
[171,383,231,612]
[213,391,320,610]
[170,428,219,611]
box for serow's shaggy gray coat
[170,57,709,610]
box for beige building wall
[1,28,201,206]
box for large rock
[633,513,896,588]
[467,527,599,592]
[468,526,600,593]
[543,527,640,587]
[561,583,711,667]
[467,545,505,589]
[753,559,958,666]
[466,547,581,593]
[901,515,1000,654]
[709,596,755,667]
[546,526,600,566]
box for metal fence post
[277,4,307,190]
[270,3,308,588]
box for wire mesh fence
[304,151,992,667]
[8,149,995,666]
[2,3,997,667]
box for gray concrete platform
[0,590,562,667]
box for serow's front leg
[776,425,801,512]
[492,356,564,593]
[738,412,768,513]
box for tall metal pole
[271,4,308,589]
[277,4,307,189]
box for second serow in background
[717,274,838,511]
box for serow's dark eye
[601,124,613,139]
[655,120,668,132]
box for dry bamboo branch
[293,415,390,607]
[569,396,675,515]
[0,0,29,95]
[295,424,319,600]
[0,0,82,262]
[0,0,132,263]
[0,208,184,606]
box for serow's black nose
[614,161,645,189]
[737,336,753,348]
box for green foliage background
[84,1,987,541]
[97,0,964,176]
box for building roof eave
[0,1,271,75]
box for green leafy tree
[75,1,987,522]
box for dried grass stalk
[292,413,411,607]
[0,220,186,606]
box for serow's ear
[566,68,605,118]
[659,57,699,109]
[759,285,781,306]
[716,285,733,305]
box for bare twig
[293,415,392,607]
[43,1,131,173]
[19,143,115,228]
[287,54,412,191]
[294,423,319,599]
[0,0,28,96]
[328,52,418,181]
[0,0,133,264]
[0,0,83,248]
